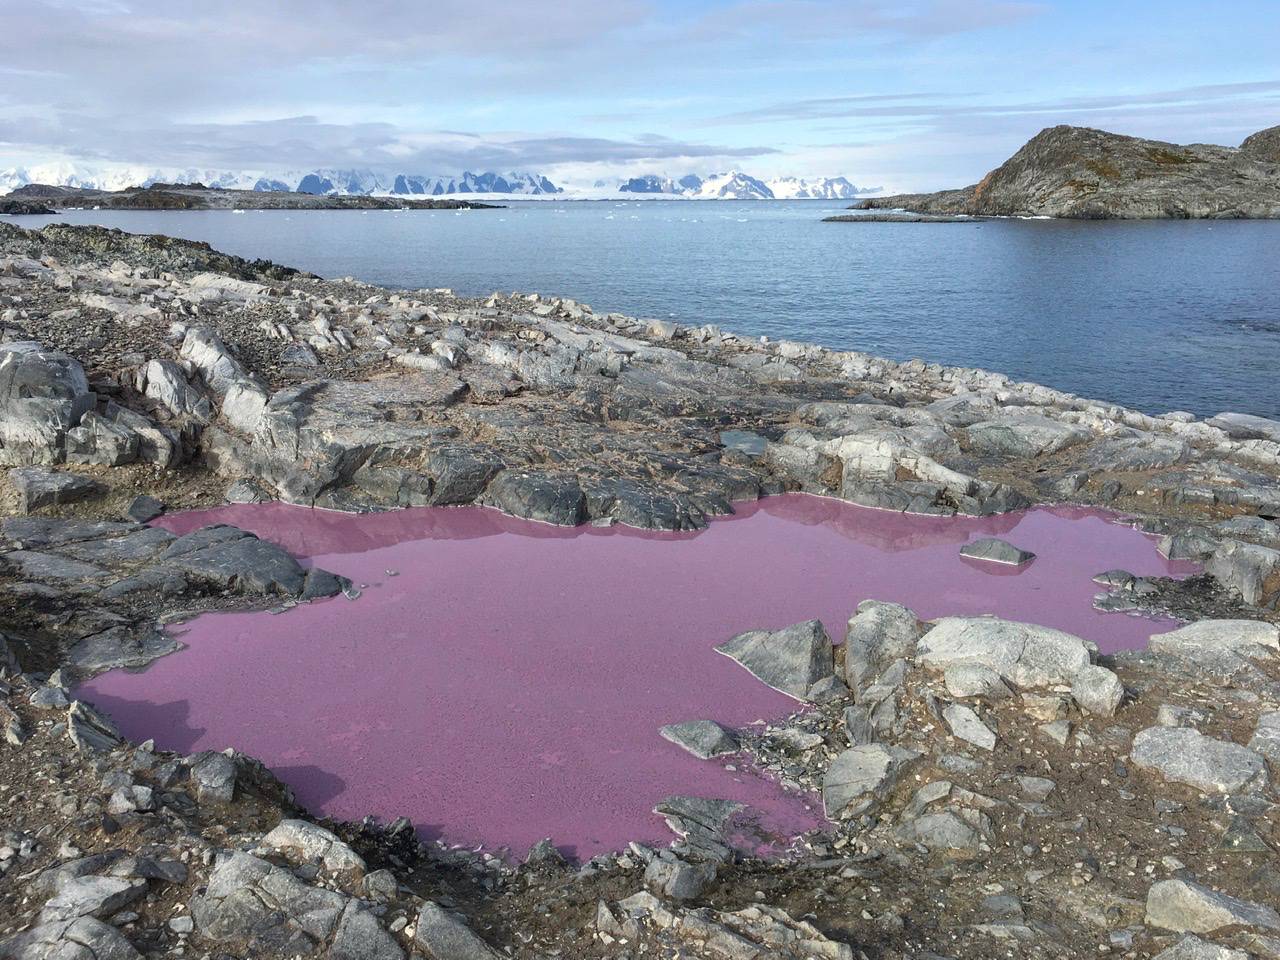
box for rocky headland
[852,124,1280,220]
[2,183,500,213]
[1,219,1280,959]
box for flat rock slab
[917,617,1092,688]
[9,467,103,513]
[659,720,740,759]
[1149,619,1280,663]
[1131,726,1268,794]
[960,537,1036,566]
[943,704,997,750]
[715,619,834,701]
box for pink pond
[79,494,1195,860]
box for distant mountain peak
[0,165,562,197]
[616,171,871,199]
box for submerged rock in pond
[659,720,740,759]
[960,537,1036,566]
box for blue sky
[1,0,1278,191]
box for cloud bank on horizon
[1,0,1278,193]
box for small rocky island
[1,220,1280,959]
[851,124,1280,219]
[3,182,500,213]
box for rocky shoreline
[2,219,1280,959]
[2,183,501,213]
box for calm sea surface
[17,201,1280,418]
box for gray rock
[0,341,95,466]
[66,701,122,755]
[1153,936,1249,960]
[917,617,1092,688]
[659,720,740,759]
[329,901,405,960]
[160,525,308,595]
[959,537,1036,566]
[140,358,211,420]
[822,743,919,820]
[943,662,1011,699]
[1071,665,1125,716]
[39,875,147,923]
[1146,878,1280,933]
[191,851,346,951]
[414,902,502,960]
[9,468,103,513]
[842,704,874,745]
[897,809,986,855]
[716,619,834,701]
[843,600,923,693]
[966,416,1089,458]
[1149,620,1280,668]
[1131,727,1268,794]
[0,917,141,960]
[943,704,997,750]
[1249,712,1280,764]
[123,495,164,523]
[653,796,745,862]
[485,470,585,525]
[64,411,139,467]
[261,819,366,878]
[1208,412,1280,442]
[644,855,717,900]
[422,443,504,505]
[1159,529,1219,561]
[1206,540,1280,609]
[188,750,237,803]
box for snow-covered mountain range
[0,163,873,200]
[0,164,560,197]
[615,171,870,200]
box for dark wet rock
[715,619,834,700]
[659,719,740,759]
[414,902,502,960]
[159,525,307,595]
[960,537,1036,566]
[9,468,103,513]
[1131,727,1268,794]
[653,796,745,862]
[66,625,183,675]
[188,750,237,804]
[422,443,504,505]
[485,469,586,526]
[123,494,164,523]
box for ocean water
[78,495,1193,858]
[17,202,1280,418]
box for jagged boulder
[0,342,95,465]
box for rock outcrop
[855,124,1280,219]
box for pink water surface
[79,495,1195,859]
